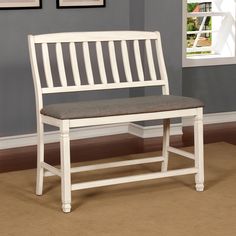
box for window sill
[182,55,236,68]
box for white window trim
[182,0,236,68]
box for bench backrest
[28,31,169,109]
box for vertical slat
[108,41,120,83]
[83,42,94,85]
[145,39,157,81]
[121,40,132,82]
[96,41,107,84]
[133,40,144,82]
[56,43,67,87]
[42,43,53,88]
[69,42,81,86]
[155,32,169,95]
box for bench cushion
[41,95,204,120]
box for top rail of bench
[32,31,159,43]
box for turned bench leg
[60,120,72,213]
[36,120,44,196]
[161,119,170,172]
[194,108,204,191]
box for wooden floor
[0,122,235,173]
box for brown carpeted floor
[0,142,236,236]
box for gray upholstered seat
[41,95,204,120]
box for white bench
[28,31,204,213]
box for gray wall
[129,0,145,99]
[130,0,183,97]
[129,0,183,127]
[0,0,130,137]
[144,0,182,97]
[130,0,145,31]
[183,66,236,113]
[142,0,183,126]
[1,0,235,137]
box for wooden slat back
[96,41,107,84]
[121,40,133,82]
[145,39,157,81]
[42,43,54,88]
[108,41,120,83]
[133,40,144,82]
[56,43,67,87]
[28,31,169,95]
[69,42,81,86]
[83,42,94,85]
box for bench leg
[194,108,204,192]
[161,119,170,172]
[36,121,44,196]
[60,121,72,213]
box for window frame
[182,0,236,68]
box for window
[183,0,236,67]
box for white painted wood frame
[183,0,236,67]
[28,31,204,213]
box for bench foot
[62,203,71,213]
[36,192,43,196]
[195,183,204,192]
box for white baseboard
[0,124,129,150]
[183,111,236,126]
[0,122,182,150]
[1,111,235,150]
[129,123,183,138]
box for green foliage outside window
[186,3,212,55]
[188,3,198,12]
